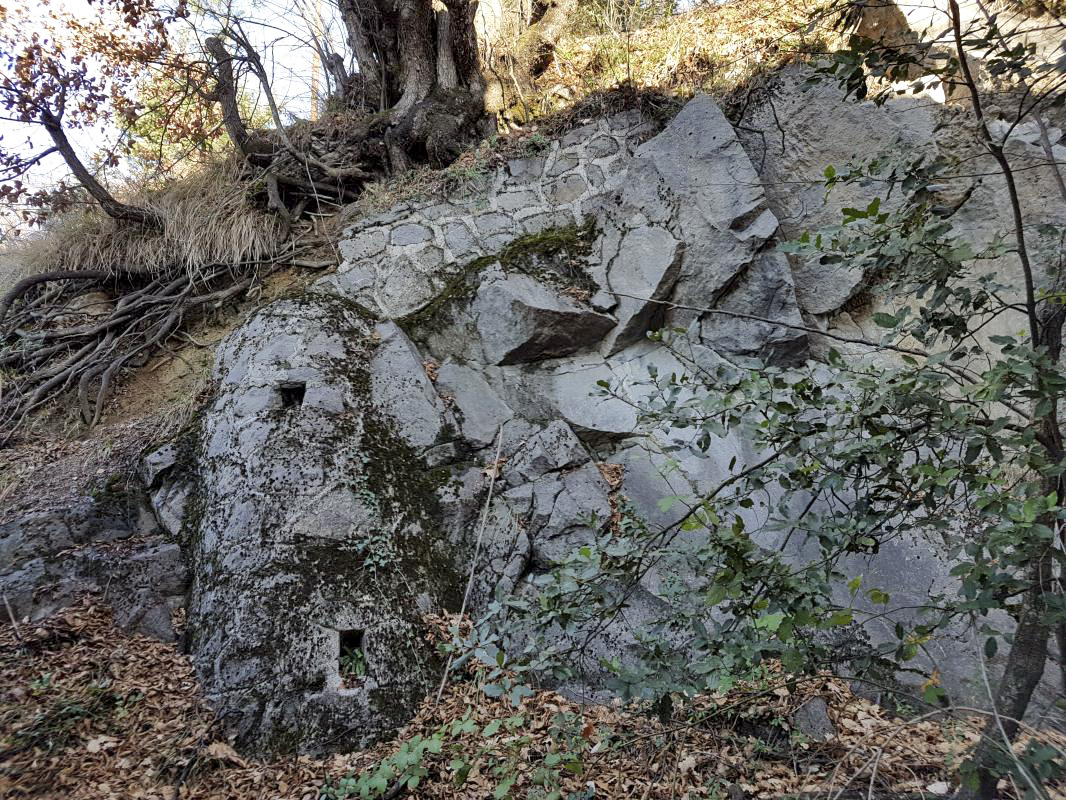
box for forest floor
[3,600,1064,800]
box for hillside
[2,1,1066,798]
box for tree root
[0,253,305,445]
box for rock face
[0,488,187,642]
[154,94,815,754]
[131,84,1066,753]
[738,64,1066,711]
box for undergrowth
[8,156,283,280]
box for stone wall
[320,112,652,319]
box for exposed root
[0,247,317,444]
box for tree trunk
[966,558,1052,798]
[962,300,1065,799]
[205,37,251,155]
[518,0,578,77]
[333,0,572,172]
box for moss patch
[398,218,600,336]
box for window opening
[338,629,366,686]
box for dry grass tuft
[6,157,282,281]
[550,0,827,107]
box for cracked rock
[506,420,590,486]
[473,269,616,365]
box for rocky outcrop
[0,487,187,641]
[147,94,813,754]
[742,64,1066,339]
[124,79,1066,753]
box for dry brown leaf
[204,741,248,768]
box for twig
[433,422,506,706]
[606,290,930,358]
[974,630,1043,799]
[3,592,22,643]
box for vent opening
[338,629,366,686]
[278,381,306,408]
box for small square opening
[338,629,366,686]
[278,381,306,408]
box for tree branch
[38,110,159,228]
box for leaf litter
[1,600,1063,799]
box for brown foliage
[3,603,1064,799]
[0,0,190,224]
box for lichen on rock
[154,96,822,753]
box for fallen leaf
[204,741,247,768]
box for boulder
[530,462,612,565]
[599,225,683,354]
[369,321,456,450]
[505,420,590,486]
[791,697,837,742]
[472,268,616,364]
[184,295,464,755]
[435,362,515,449]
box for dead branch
[39,110,161,228]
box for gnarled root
[0,254,300,444]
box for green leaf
[369,775,389,793]
[508,684,533,706]
[680,514,704,532]
[755,612,786,632]
[828,610,853,626]
[984,637,997,659]
[872,312,898,328]
[922,684,946,705]
[452,760,472,784]
[482,719,501,736]
[705,585,727,606]
[493,777,516,799]
[867,589,890,605]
